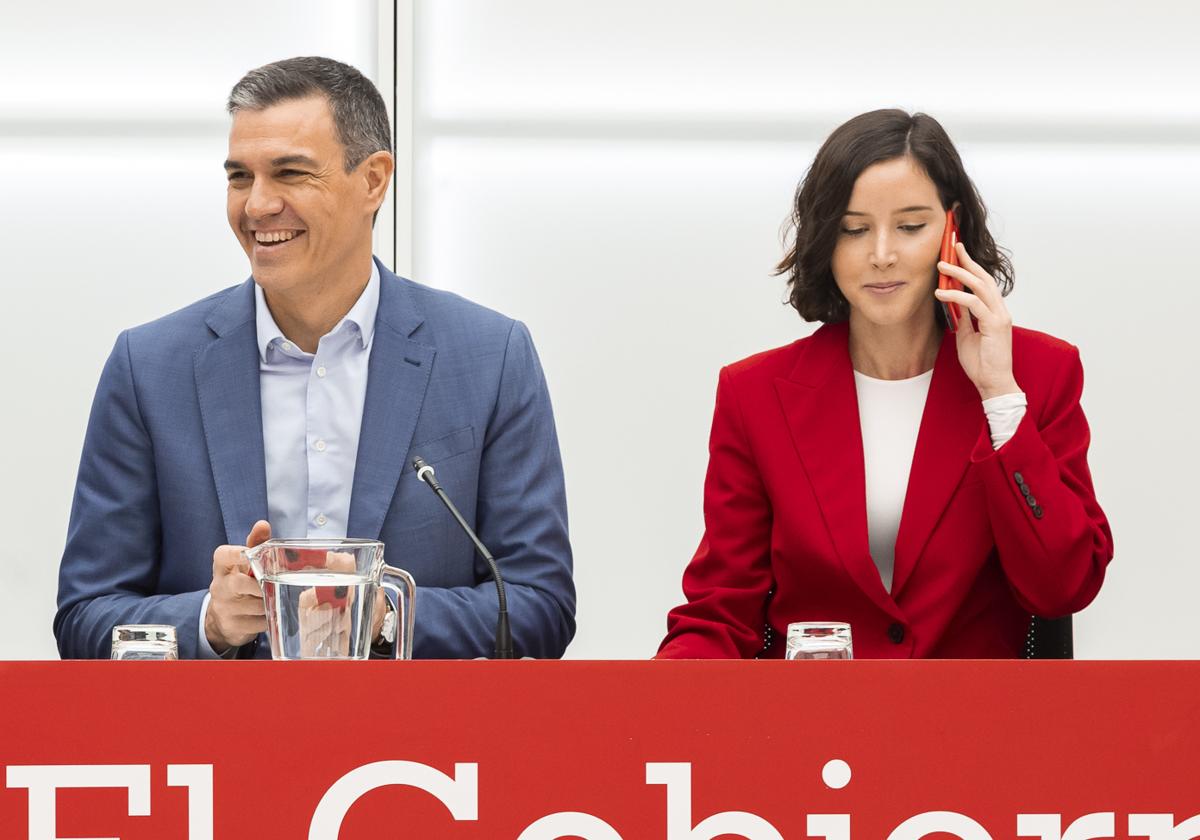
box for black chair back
[758,611,1075,659]
[1023,615,1074,659]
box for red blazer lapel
[891,331,989,598]
[773,323,902,621]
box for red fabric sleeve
[971,346,1114,617]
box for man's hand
[205,520,271,654]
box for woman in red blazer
[658,111,1113,659]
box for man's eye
[899,223,927,232]
[840,227,867,237]
[278,169,306,177]
[227,172,249,183]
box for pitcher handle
[380,565,416,660]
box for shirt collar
[254,261,380,362]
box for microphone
[412,456,514,659]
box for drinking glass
[111,625,178,660]
[785,622,853,660]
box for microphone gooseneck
[412,456,514,659]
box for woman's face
[831,156,947,330]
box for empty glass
[786,622,853,660]
[111,625,178,660]
[243,539,416,660]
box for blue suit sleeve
[411,321,576,658]
[55,331,208,659]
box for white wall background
[0,0,380,659]
[2,1,1196,660]
[408,0,1200,660]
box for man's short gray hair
[227,56,393,171]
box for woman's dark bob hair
[776,109,1014,325]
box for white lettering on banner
[807,757,852,839]
[166,765,214,840]
[1019,813,1116,839]
[307,760,478,839]
[821,759,852,789]
[886,811,993,840]
[6,759,1200,839]
[808,814,851,840]
[645,763,785,840]
[1129,814,1200,839]
[516,812,624,839]
[5,764,151,840]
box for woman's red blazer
[658,322,1113,659]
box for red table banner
[2,661,1199,839]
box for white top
[854,370,1028,593]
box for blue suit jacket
[55,258,575,659]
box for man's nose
[869,232,897,270]
[244,178,285,220]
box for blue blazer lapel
[194,279,269,545]
[347,260,436,540]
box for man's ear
[361,150,395,213]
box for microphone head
[413,456,434,484]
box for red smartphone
[938,208,963,331]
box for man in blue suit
[55,57,575,659]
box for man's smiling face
[224,95,372,295]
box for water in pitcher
[260,570,378,660]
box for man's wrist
[203,606,227,653]
[199,592,238,659]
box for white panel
[421,138,810,658]
[420,0,1199,127]
[0,0,377,121]
[419,133,1200,659]
[8,0,1197,662]
[0,136,249,659]
[0,3,379,660]
[414,0,1200,659]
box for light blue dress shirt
[198,263,380,657]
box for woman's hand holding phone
[934,241,1021,401]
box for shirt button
[316,366,327,378]
[281,341,294,352]
[888,623,905,644]
[314,439,327,452]
[1013,471,1025,485]
[316,514,328,526]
